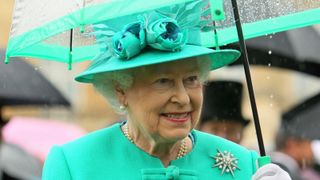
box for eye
[186,76,198,81]
[184,75,200,88]
[152,78,174,89]
[156,78,170,84]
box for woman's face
[120,58,204,142]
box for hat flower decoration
[76,1,240,83]
[112,14,187,60]
[112,21,147,59]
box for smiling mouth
[161,112,191,123]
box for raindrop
[270,94,274,99]
[269,35,273,39]
[266,76,270,80]
[268,50,272,55]
[34,67,38,71]
[268,63,271,67]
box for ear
[114,83,127,106]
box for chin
[163,128,190,141]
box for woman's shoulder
[44,123,124,167]
[60,123,122,152]
[43,123,127,179]
[192,130,257,156]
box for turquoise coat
[43,123,258,179]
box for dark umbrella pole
[230,0,271,167]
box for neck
[122,122,189,167]
[145,140,184,166]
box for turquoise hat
[75,1,240,83]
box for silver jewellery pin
[212,149,240,177]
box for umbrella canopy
[245,25,320,62]
[228,26,320,77]
[201,0,320,47]
[281,91,320,140]
[4,0,195,68]
[0,50,70,107]
[4,0,319,66]
[2,116,87,162]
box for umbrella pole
[69,29,73,70]
[230,0,268,159]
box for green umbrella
[4,0,194,69]
[3,0,320,167]
[4,0,319,67]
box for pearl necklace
[123,123,187,159]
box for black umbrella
[228,26,320,77]
[247,26,320,62]
[281,91,320,140]
[0,50,70,108]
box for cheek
[191,88,203,111]
[127,88,167,119]
[190,91,203,126]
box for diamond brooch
[212,149,240,177]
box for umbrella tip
[80,25,85,33]
[68,52,72,70]
[68,62,72,70]
[4,55,9,64]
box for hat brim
[75,45,240,83]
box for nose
[170,81,190,106]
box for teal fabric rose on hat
[112,22,146,59]
[146,17,187,51]
[111,14,187,60]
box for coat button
[166,165,180,179]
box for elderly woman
[43,1,290,179]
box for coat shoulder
[194,130,253,152]
[193,130,258,165]
[191,130,259,178]
[62,123,120,150]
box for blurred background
[0,0,120,132]
[0,0,319,178]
